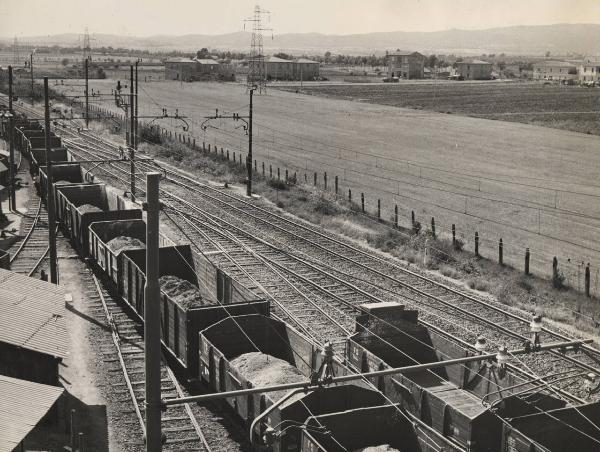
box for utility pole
[144,171,162,452]
[30,52,34,105]
[44,77,58,284]
[8,66,15,211]
[130,65,136,202]
[247,87,254,196]
[85,58,89,128]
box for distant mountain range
[2,24,600,56]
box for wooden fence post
[377,199,381,221]
[277,168,280,180]
[431,217,436,239]
[262,162,265,176]
[499,239,503,265]
[394,205,398,228]
[314,172,317,186]
[335,176,339,194]
[452,224,456,246]
[348,188,352,203]
[411,210,415,228]
[270,165,272,178]
[585,263,591,297]
[324,172,327,190]
[361,193,365,212]
[475,232,479,257]
[525,248,530,275]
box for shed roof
[389,51,423,57]
[164,57,195,64]
[195,58,220,65]
[295,58,319,64]
[0,269,68,359]
[0,375,64,452]
[267,56,291,63]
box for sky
[1,0,600,37]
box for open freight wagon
[120,245,270,377]
[498,400,600,452]
[199,313,371,452]
[38,162,94,203]
[56,183,142,253]
[29,146,68,175]
[345,302,562,452]
[302,404,464,452]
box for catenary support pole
[8,66,15,211]
[85,58,89,128]
[30,52,34,105]
[135,60,139,149]
[145,172,162,451]
[44,77,58,284]
[246,87,254,197]
[130,65,136,202]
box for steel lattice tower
[83,27,92,62]
[13,37,20,65]
[244,5,272,94]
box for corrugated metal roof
[0,375,64,452]
[0,269,68,359]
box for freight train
[8,116,600,452]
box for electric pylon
[83,27,92,62]
[244,5,272,94]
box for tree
[324,51,331,62]
[197,48,209,59]
[497,61,506,71]
[61,58,70,66]
[545,51,551,57]
[426,54,438,68]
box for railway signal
[201,85,256,197]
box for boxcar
[121,245,269,377]
[56,183,142,253]
[302,404,464,452]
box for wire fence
[83,100,600,302]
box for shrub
[267,178,288,190]
[276,201,284,208]
[413,221,422,235]
[440,265,461,279]
[468,278,490,292]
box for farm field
[280,81,600,136]
[49,79,600,292]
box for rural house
[387,51,425,79]
[455,60,493,80]
[264,56,320,81]
[533,61,578,82]
[579,58,600,84]
[164,57,234,81]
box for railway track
[84,267,222,451]
[56,131,600,402]
[8,181,49,277]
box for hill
[2,24,599,55]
